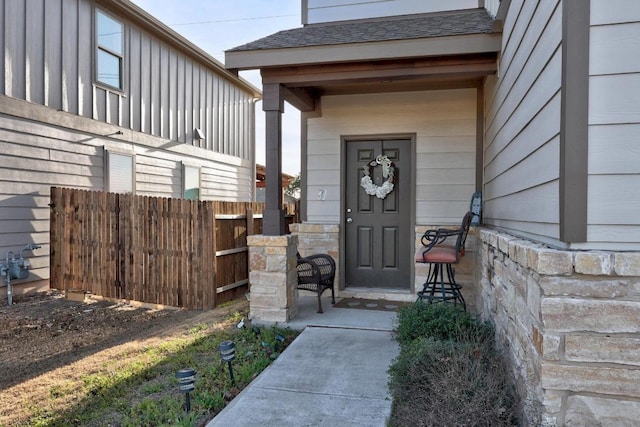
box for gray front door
[345,139,410,288]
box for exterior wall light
[194,128,205,140]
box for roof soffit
[226,32,502,70]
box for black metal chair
[296,252,336,313]
[415,211,474,310]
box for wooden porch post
[262,83,286,235]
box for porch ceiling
[261,53,497,105]
[259,53,498,112]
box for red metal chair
[414,211,474,311]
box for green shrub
[389,303,521,426]
[388,336,520,426]
[394,302,492,347]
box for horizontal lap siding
[305,0,477,24]
[307,89,476,225]
[0,114,104,281]
[0,108,253,284]
[588,2,640,247]
[483,0,561,241]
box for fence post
[50,187,61,290]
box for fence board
[49,187,296,309]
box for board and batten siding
[304,0,479,25]
[483,0,562,244]
[306,89,476,225]
[0,0,255,160]
[587,0,640,249]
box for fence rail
[50,187,296,309]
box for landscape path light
[176,368,196,413]
[219,340,236,385]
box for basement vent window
[107,151,135,194]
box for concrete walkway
[207,296,400,427]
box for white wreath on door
[360,155,395,199]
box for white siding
[305,0,478,24]
[588,0,640,247]
[306,89,476,225]
[483,0,562,242]
[485,0,501,17]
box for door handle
[346,218,353,223]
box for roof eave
[226,33,502,71]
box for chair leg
[316,290,324,314]
[417,262,466,311]
[417,263,438,302]
[446,264,466,310]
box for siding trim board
[476,84,483,192]
[559,0,589,243]
[0,95,250,169]
[0,0,4,95]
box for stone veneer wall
[478,229,640,426]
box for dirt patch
[0,290,248,426]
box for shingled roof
[229,8,495,52]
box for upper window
[96,10,123,89]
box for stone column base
[247,234,298,323]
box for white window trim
[95,8,125,91]
[105,148,136,194]
[182,163,201,201]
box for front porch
[246,222,480,324]
[247,227,640,425]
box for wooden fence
[50,187,296,309]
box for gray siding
[0,101,254,285]
[483,0,562,243]
[0,0,258,289]
[306,90,476,225]
[1,0,256,159]
[305,0,478,24]
[587,0,640,249]
[485,0,640,250]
